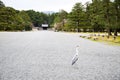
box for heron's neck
[76,47,79,55]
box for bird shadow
[71,63,79,70]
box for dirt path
[0,31,120,80]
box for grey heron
[72,45,79,65]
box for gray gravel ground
[0,31,120,80]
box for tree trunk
[77,21,80,32]
[114,0,119,36]
[78,28,80,32]
[114,29,118,36]
[108,28,112,36]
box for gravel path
[0,31,120,80]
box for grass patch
[90,35,120,46]
[79,32,120,46]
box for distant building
[42,24,48,30]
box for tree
[17,11,32,31]
[68,2,86,32]
[113,0,120,36]
[0,6,32,31]
[0,0,5,7]
[53,10,68,31]
[25,10,49,27]
[48,13,57,27]
[0,7,17,31]
[59,10,68,27]
[87,0,105,32]
[102,0,113,35]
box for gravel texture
[0,31,120,80]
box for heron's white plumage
[72,46,79,65]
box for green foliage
[48,13,57,27]
[63,20,76,31]
[67,3,88,32]
[0,7,17,31]
[54,16,61,23]
[25,10,50,27]
[0,5,32,31]
[0,0,120,34]
[52,0,120,35]
[88,0,105,32]
[58,10,68,22]
[17,11,32,31]
[53,10,68,30]
[54,10,68,23]
[83,0,120,35]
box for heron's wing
[72,55,78,65]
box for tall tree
[54,10,68,23]
[113,0,120,36]
[88,0,105,32]
[17,11,32,31]
[53,10,68,30]
[58,10,68,27]
[26,10,49,27]
[102,0,112,35]
[0,7,32,31]
[68,2,85,32]
[0,7,17,31]
[48,13,57,27]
